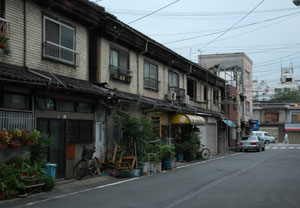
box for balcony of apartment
[43,41,80,66]
[110,65,132,83]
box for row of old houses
[0,0,253,179]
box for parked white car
[252,131,276,144]
[239,135,265,152]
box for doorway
[37,118,66,178]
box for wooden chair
[115,156,136,177]
[102,142,124,169]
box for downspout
[24,0,27,68]
[137,40,148,95]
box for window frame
[187,78,197,100]
[168,71,179,88]
[265,113,279,122]
[144,60,159,91]
[109,47,131,83]
[43,16,77,66]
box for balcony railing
[0,112,35,131]
[144,77,160,91]
[0,17,10,39]
[169,86,185,97]
[110,65,132,83]
[43,41,79,66]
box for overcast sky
[95,0,300,84]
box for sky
[93,0,300,85]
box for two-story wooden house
[0,0,110,178]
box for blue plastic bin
[163,157,171,170]
[45,163,57,180]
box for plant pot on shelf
[0,143,8,149]
[24,177,38,186]
[25,140,34,146]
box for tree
[270,87,300,101]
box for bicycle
[198,144,210,160]
[73,146,100,180]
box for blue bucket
[163,157,171,169]
[45,163,57,180]
[177,154,184,162]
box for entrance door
[37,118,66,178]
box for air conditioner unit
[181,95,190,105]
[167,91,176,101]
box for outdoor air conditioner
[167,91,176,101]
[181,95,190,105]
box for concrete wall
[1,0,89,80]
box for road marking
[289,147,295,149]
[19,153,240,207]
[298,147,300,150]
[280,147,286,149]
[266,147,270,149]
[272,147,278,149]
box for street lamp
[294,0,300,6]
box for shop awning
[172,114,206,126]
[222,120,237,128]
[285,123,300,131]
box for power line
[199,0,265,50]
[126,0,180,25]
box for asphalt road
[4,144,300,208]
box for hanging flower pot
[0,41,5,49]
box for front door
[37,118,66,178]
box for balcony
[43,41,79,66]
[169,86,185,98]
[0,17,10,39]
[110,65,132,83]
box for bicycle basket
[82,148,95,159]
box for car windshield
[242,136,257,140]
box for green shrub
[42,175,55,192]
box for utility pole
[236,67,241,144]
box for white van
[252,131,276,144]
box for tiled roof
[0,63,108,96]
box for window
[144,61,158,90]
[168,71,179,88]
[2,93,31,110]
[187,78,197,100]
[0,0,5,18]
[58,100,75,112]
[204,86,208,101]
[232,98,237,110]
[78,103,93,113]
[213,89,218,104]
[110,48,131,82]
[291,113,300,123]
[152,117,160,138]
[43,16,78,65]
[35,97,55,110]
[265,113,278,122]
[68,120,93,143]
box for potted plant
[0,36,10,57]
[159,144,175,170]
[9,129,22,149]
[175,143,185,162]
[0,129,11,148]
[28,130,40,145]
[20,130,30,145]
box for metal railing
[169,86,185,97]
[43,41,79,66]
[0,17,10,39]
[0,112,35,131]
[110,65,132,83]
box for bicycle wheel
[201,148,210,160]
[74,159,88,180]
[89,159,98,176]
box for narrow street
[4,144,300,208]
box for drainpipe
[23,0,27,68]
[137,40,148,95]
